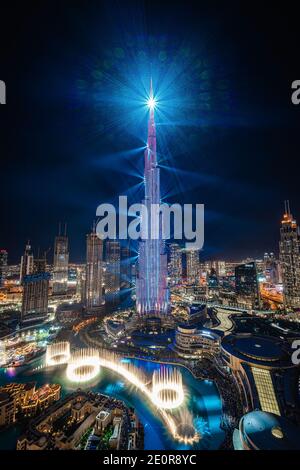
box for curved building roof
[221,334,292,367]
[234,336,282,361]
[239,410,300,450]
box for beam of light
[120,255,137,265]
[66,348,100,383]
[124,181,145,202]
[152,367,184,410]
[147,96,157,110]
[76,31,234,173]
[91,147,145,179]
[45,341,71,367]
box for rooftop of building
[221,333,292,367]
[177,324,223,339]
[232,315,300,340]
[0,381,36,394]
[0,391,11,404]
[239,410,300,450]
[56,302,82,313]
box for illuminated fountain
[97,349,149,388]
[95,350,199,444]
[66,348,100,383]
[64,347,199,444]
[152,367,184,410]
[174,409,200,445]
[45,341,71,367]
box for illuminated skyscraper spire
[136,79,169,315]
[279,200,300,308]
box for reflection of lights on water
[120,358,131,364]
[6,367,16,377]
[204,379,213,385]
[104,381,124,395]
[195,416,210,434]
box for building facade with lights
[168,243,183,286]
[17,390,143,450]
[174,324,221,358]
[0,249,8,288]
[53,225,69,295]
[136,81,169,316]
[185,248,200,285]
[105,240,121,309]
[220,333,299,419]
[279,201,300,309]
[20,241,34,285]
[21,268,50,324]
[235,262,261,309]
[85,231,104,314]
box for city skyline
[0,1,300,457]
[1,201,298,266]
[1,2,300,262]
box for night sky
[1,1,300,263]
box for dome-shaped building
[233,410,300,450]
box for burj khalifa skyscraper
[136,80,169,315]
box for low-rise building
[220,333,299,419]
[174,325,221,358]
[17,390,143,450]
[0,382,61,421]
[0,392,16,426]
[109,416,123,449]
[233,410,300,450]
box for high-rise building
[53,224,69,295]
[235,262,260,309]
[105,240,120,308]
[120,245,132,291]
[20,241,34,284]
[120,245,133,306]
[33,256,47,274]
[136,80,169,315]
[85,231,104,313]
[0,250,8,288]
[168,244,182,286]
[21,253,50,323]
[78,267,86,304]
[264,252,280,284]
[279,201,300,309]
[186,248,200,285]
